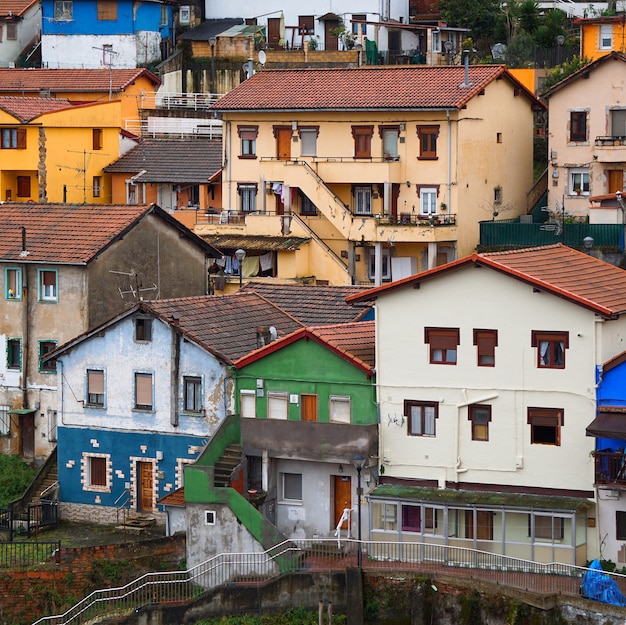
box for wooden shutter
[16,129,26,149]
[135,373,152,408]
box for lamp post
[443,40,453,65]
[583,236,594,253]
[352,454,366,567]
[556,34,565,66]
[209,36,217,98]
[235,248,246,288]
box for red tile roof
[347,244,626,318]
[0,96,73,122]
[0,0,37,15]
[0,203,170,264]
[234,321,375,373]
[158,487,186,507]
[213,65,540,112]
[0,68,160,93]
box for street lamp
[352,454,367,567]
[443,40,453,65]
[235,248,246,288]
[556,34,565,66]
[209,36,217,97]
[583,236,594,253]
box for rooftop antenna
[92,46,119,99]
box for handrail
[31,538,625,625]
[290,214,349,273]
[40,482,58,499]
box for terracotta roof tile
[242,281,372,325]
[309,321,375,368]
[104,137,222,183]
[0,96,73,122]
[146,293,305,363]
[0,203,159,264]
[158,487,186,506]
[0,68,160,93]
[202,234,309,254]
[213,65,518,111]
[0,0,37,15]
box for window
[528,407,563,446]
[469,404,491,441]
[48,409,57,441]
[205,510,216,525]
[238,183,257,212]
[401,505,436,532]
[39,341,57,373]
[299,191,317,216]
[600,24,612,49]
[16,176,30,198]
[92,128,103,150]
[532,330,568,369]
[617,511,626,540]
[54,0,72,20]
[405,400,438,436]
[494,185,502,204]
[102,44,113,66]
[282,472,302,501]
[568,168,590,195]
[368,248,391,280]
[183,376,202,412]
[474,329,497,366]
[240,390,256,418]
[6,339,20,370]
[0,405,10,436]
[267,391,288,419]
[352,125,373,158]
[160,4,168,25]
[465,510,494,540]
[84,454,109,490]
[298,127,318,157]
[531,515,564,540]
[5,267,21,300]
[420,187,438,215]
[6,23,16,40]
[379,126,399,161]
[330,395,351,423]
[417,125,439,159]
[298,15,314,34]
[611,109,626,138]
[372,502,397,531]
[425,327,459,364]
[87,369,105,406]
[134,372,153,410]
[354,185,372,215]
[97,0,117,20]
[92,176,102,198]
[237,126,258,158]
[569,111,587,142]
[431,30,441,53]
[352,14,366,35]
[2,128,26,149]
[135,317,152,341]
[38,269,57,302]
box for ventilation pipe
[461,50,471,87]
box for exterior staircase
[213,444,242,487]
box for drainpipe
[170,317,181,427]
[447,110,452,219]
[21,228,29,410]
[225,121,231,209]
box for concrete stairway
[214,444,242,487]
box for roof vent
[460,50,472,88]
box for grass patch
[0,454,37,507]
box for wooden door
[301,394,318,421]
[275,192,285,216]
[276,127,291,161]
[267,18,280,49]
[391,183,400,220]
[465,510,493,540]
[325,20,339,50]
[334,475,352,529]
[609,170,624,193]
[138,462,153,511]
[20,413,35,457]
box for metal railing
[0,540,60,568]
[31,538,626,625]
[124,118,222,139]
[596,136,626,147]
[139,91,221,111]
[594,451,626,485]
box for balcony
[595,136,626,147]
[593,450,626,486]
[593,136,626,163]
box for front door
[276,127,291,161]
[301,394,318,421]
[324,20,339,50]
[267,18,281,49]
[334,475,351,530]
[20,413,35,457]
[137,461,153,511]
[609,169,624,193]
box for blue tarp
[582,559,626,607]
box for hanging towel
[259,252,273,271]
[242,256,259,278]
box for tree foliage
[440,0,500,42]
[0,454,37,507]
[542,55,592,91]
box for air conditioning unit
[179,6,190,25]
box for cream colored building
[203,65,541,288]
[543,52,626,221]
[347,244,626,566]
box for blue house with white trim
[41,0,173,69]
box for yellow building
[0,97,122,204]
[576,15,626,60]
[204,65,543,287]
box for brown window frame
[6,22,16,40]
[531,330,568,369]
[405,399,438,437]
[89,456,107,487]
[2,128,26,149]
[417,125,440,159]
[351,125,374,159]
[473,329,497,367]
[298,15,314,34]
[424,327,459,365]
[570,111,587,142]
[97,0,117,20]
[92,128,103,150]
[468,404,491,441]
[237,125,258,158]
[527,407,563,446]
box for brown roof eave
[214,106,460,114]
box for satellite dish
[258,49,266,65]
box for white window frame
[134,371,154,411]
[5,267,21,300]
[372,501,398,532]
[600,24,612,50]
[86,369,105,407]
[240,390,256,418]
[54,0,73,20]
[420,187,438,215]
[382,128,399,161]
[38,269,57,302]
[354,186,372,215]
[281,472,302,502]
[179,6,190,24]
[267,391,288,419]
[368,248,391,280]
[432,30,441,53]
[300,129,317,157]
[0,405,10,436]
[568,168,590,196]
[330,395,351,423]
[239,184,257,212]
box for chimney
[461,50,471,88]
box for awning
[9,408,36,415]
[201,234,309,255]
[587,409,626,438]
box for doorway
[275,127,291,161]
[608,170,624,194]
[19,412,35,458]
[333,475,352,531]
[324,20,339,50]
[137,461,154,512]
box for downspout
[21,228,29,410]
[170,319,181,427]
[446,109,452,219]
[225,120,231,209]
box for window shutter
[136,373,152,407]
[88,370,104,394]
[16,129,26,149]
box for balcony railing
[595,136,626,147]
[594,451,626,486]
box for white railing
[140,91,221,111]
[124,117,222,138]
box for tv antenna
[109,269,158,300]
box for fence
[31,538,626,625]
[0,540,60,568]
[1,501,58,541]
